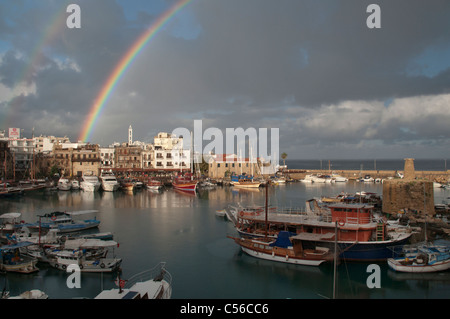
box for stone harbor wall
[382,179,434,216]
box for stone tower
[382,158,434,217]
[404,158,415,180]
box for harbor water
[1,181,449,299]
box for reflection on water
[0,181,449,299]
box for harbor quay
[283,168,450,184]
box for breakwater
[284,169,450,183]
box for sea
[1,160,449,303]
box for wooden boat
[120,178,135,192]
[172,174,197,192]
[0,241,39,274]
[229,231,334,266]
[231,174,261,188]
[388,243,450,273]
[234,202,413,261]
[95,262,172,299]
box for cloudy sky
[0,0,449,159]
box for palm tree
[281,152,287,167]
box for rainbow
[78,0,192,142]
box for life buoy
[51,215,57,221]
[100,263,105,268]
[61,264,66,270]
[337,219,345,227]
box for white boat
[100,173,120,192]
[80,175,101,192]
[71,180,80,190]
[5,289,48,299]
[57,178,72,191]
[48,249,122,272]
[301,175,314,183]
[388,243,450,273]
[95,262,172,299]
[358,175,374,182]
[331,174,348,182]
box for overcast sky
[0,0,449,159]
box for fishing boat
[172,174,197,192]
[0,242,39,274]
[234,202,413,261]
[0,213,23,242]
[387,243,450,273]
[229,231,334,266]
[48,249,122,272]
[100,173,120,192]
[57,178,72,191]
[80,175,101,192]
[146,179,163,190]
[95,262,172,299]
[120,178,135,192]
[19,210,100,233]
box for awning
[290,233,335,241]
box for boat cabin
[329,203,373,225]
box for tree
[281,152,288,166]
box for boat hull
[173,182,197,191]
[387,258,450,273]
[237,229,412,261]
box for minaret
[128,125,133,145]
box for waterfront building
[153,132,190,171]
[0,140,13,180]
[114,143,143,170]
[34,135,71,154]
[100,147,115,173]
[208,154,260,179]
[52,143,101,177]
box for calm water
[1,181,449,299]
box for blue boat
[18,210,100,233]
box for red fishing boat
[172,174,197,192]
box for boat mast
[264,183,268,239]
[333,221,338,299]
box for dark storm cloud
[0,0,449,158]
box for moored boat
[231,174,261,188]
[146,179,163,190]
[100,173,120,192]
[172,174,197,192]
[229,231,334,266]
[0,242,39,274]
[387,243,450,273]
[234,202,413,261]
[95,262,172,299]
[80,175,101,192]
[57,178,72,191]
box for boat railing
[342,216,371,225]
[124,262,172,297]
